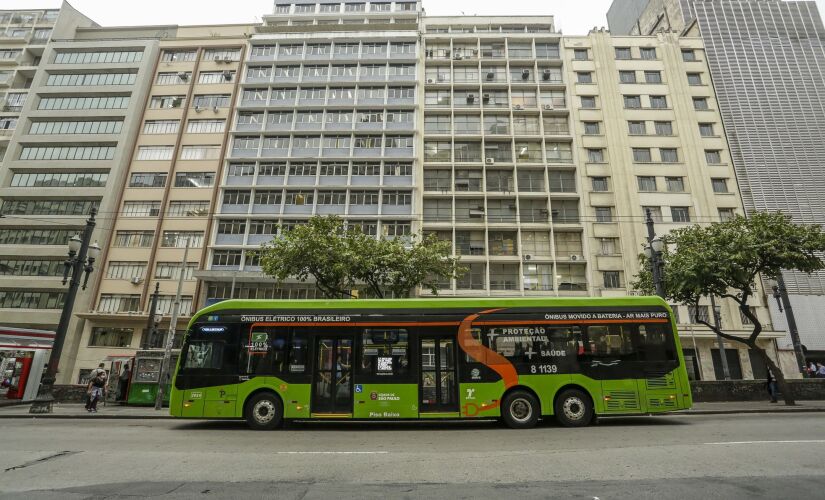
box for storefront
[0,327,54,402]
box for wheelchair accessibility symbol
[355,384,363,393]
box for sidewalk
[0,400,823,419]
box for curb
[675,407,825,415]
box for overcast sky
[5,0,825,35]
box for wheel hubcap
[563,397,585,421]
[254,400,276,424]
[510,398,533,423]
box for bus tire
[501,390,540,429]
[245,392,283,430]
[554,389,593,427]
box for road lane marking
[276,451,389,455]
[705,440,825,445]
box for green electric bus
[170,297,692,429]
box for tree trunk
[754,344,795,406]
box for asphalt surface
[1,413,824,498]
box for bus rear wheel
[501,390,540,429]
[554,389,593,427]
[245,393,283,430]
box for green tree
[631,212,825,405]
[257,215,465,299]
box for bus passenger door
[311,336,354,415]
[419,335,459,414]
[584,325,641,413]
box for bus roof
[191,296,670,322]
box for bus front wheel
[554,389,593,427]
[501,390,540,429]
[245,393,283,430]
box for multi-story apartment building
[606,0,825,364]
[0,12,159,386]
[197,0,421,303]
[0,1,803,383]
[65,26,254,384]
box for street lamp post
[772,275,807,376]
[644,209,666,299]
[30,208,101,414]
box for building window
[154,263,196,281]
[718,208,735,222]
[113,231,154,248]
[0,291,65,309]
[624,95,641,108]
[633,148,652,163]
[595,206,613,223]
[637,176,656,192]
[122,201,161,217]
[89,327,133,347]
[671,206,691,222]
[38,95,131,111]
[203,48,240,62]
[573,48,588,60]
[161,231,204,248]
[167,201,209,217]
[660,148,678,163]
[46,72,137,86]
[29,120,122,135]
[654,121,673,136]
[129,172,167,188]
[712,178,729,193]
[136,146,174,161]
[643,206,663,222]
[577,72,593,84]
[603,271,621,289]
[681,49,696,62]
[0,229,78,246]
[580,96,597,109]
[640,47,657,60]
[705,150,722,164]
[174,172,215,188]
[187,119,225,134]
[598,238,618,255]
[180,145,221,160]
[583,121,600,135]
[687,73,703,85]
[688,305,710,324]
[20,145,115,161]
[143,120,179,134]
[665,177,685,192]
[11,172,108,188]
[591,177,609,192]
[161,50,196,62]
[693,97,709,110]
[106,261,146,280]
[619,70,636,83]
[649,95,668,109]
[699,123,715,137]
[98,294,141,313]
[644,70,662,83]
[614,47,631,59]
[156,72,191,85]
[628,121,646,135]
[587,148,605,163]
[148,95,183,109]
[52,50,140,65]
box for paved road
[1,413,824,498]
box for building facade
[0,1,802,383]
[607,0,825,362]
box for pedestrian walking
[807,361,817,378]
[766,369,778,403]
[84,363,107,412]
[117,363,131,404]
[817,362,825,379]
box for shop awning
[0,327,55,350]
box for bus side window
[288,332,308,373]
[243,326,289,375]
[637,324,676,361]
[464,327,485,364]
[360,328,409,377]
[585,325,636,359]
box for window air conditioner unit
[149,208,160,216]
[221,57,233,63]
[524,254,533,261]
[130,276,143,285]
[177,71,189,81]
[454,54,463,60]
[570,254,584,261]
[543,104,554,110]
[195,105,204,112]
[513,104,524,110]
[472,49,479,55]
[543,69,552,80]
[485,157,495,165]
[213,105,220,113]
[486,72,495,80]
[466,93,475,103]
[469,209,485,217]
[482,93,491,102]
[222,71,233,80]
[426,78,435,84]
[521,69,530,79]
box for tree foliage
[631,212,825,404]
[257,215,466,299]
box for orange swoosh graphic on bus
[457,308,518,390]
